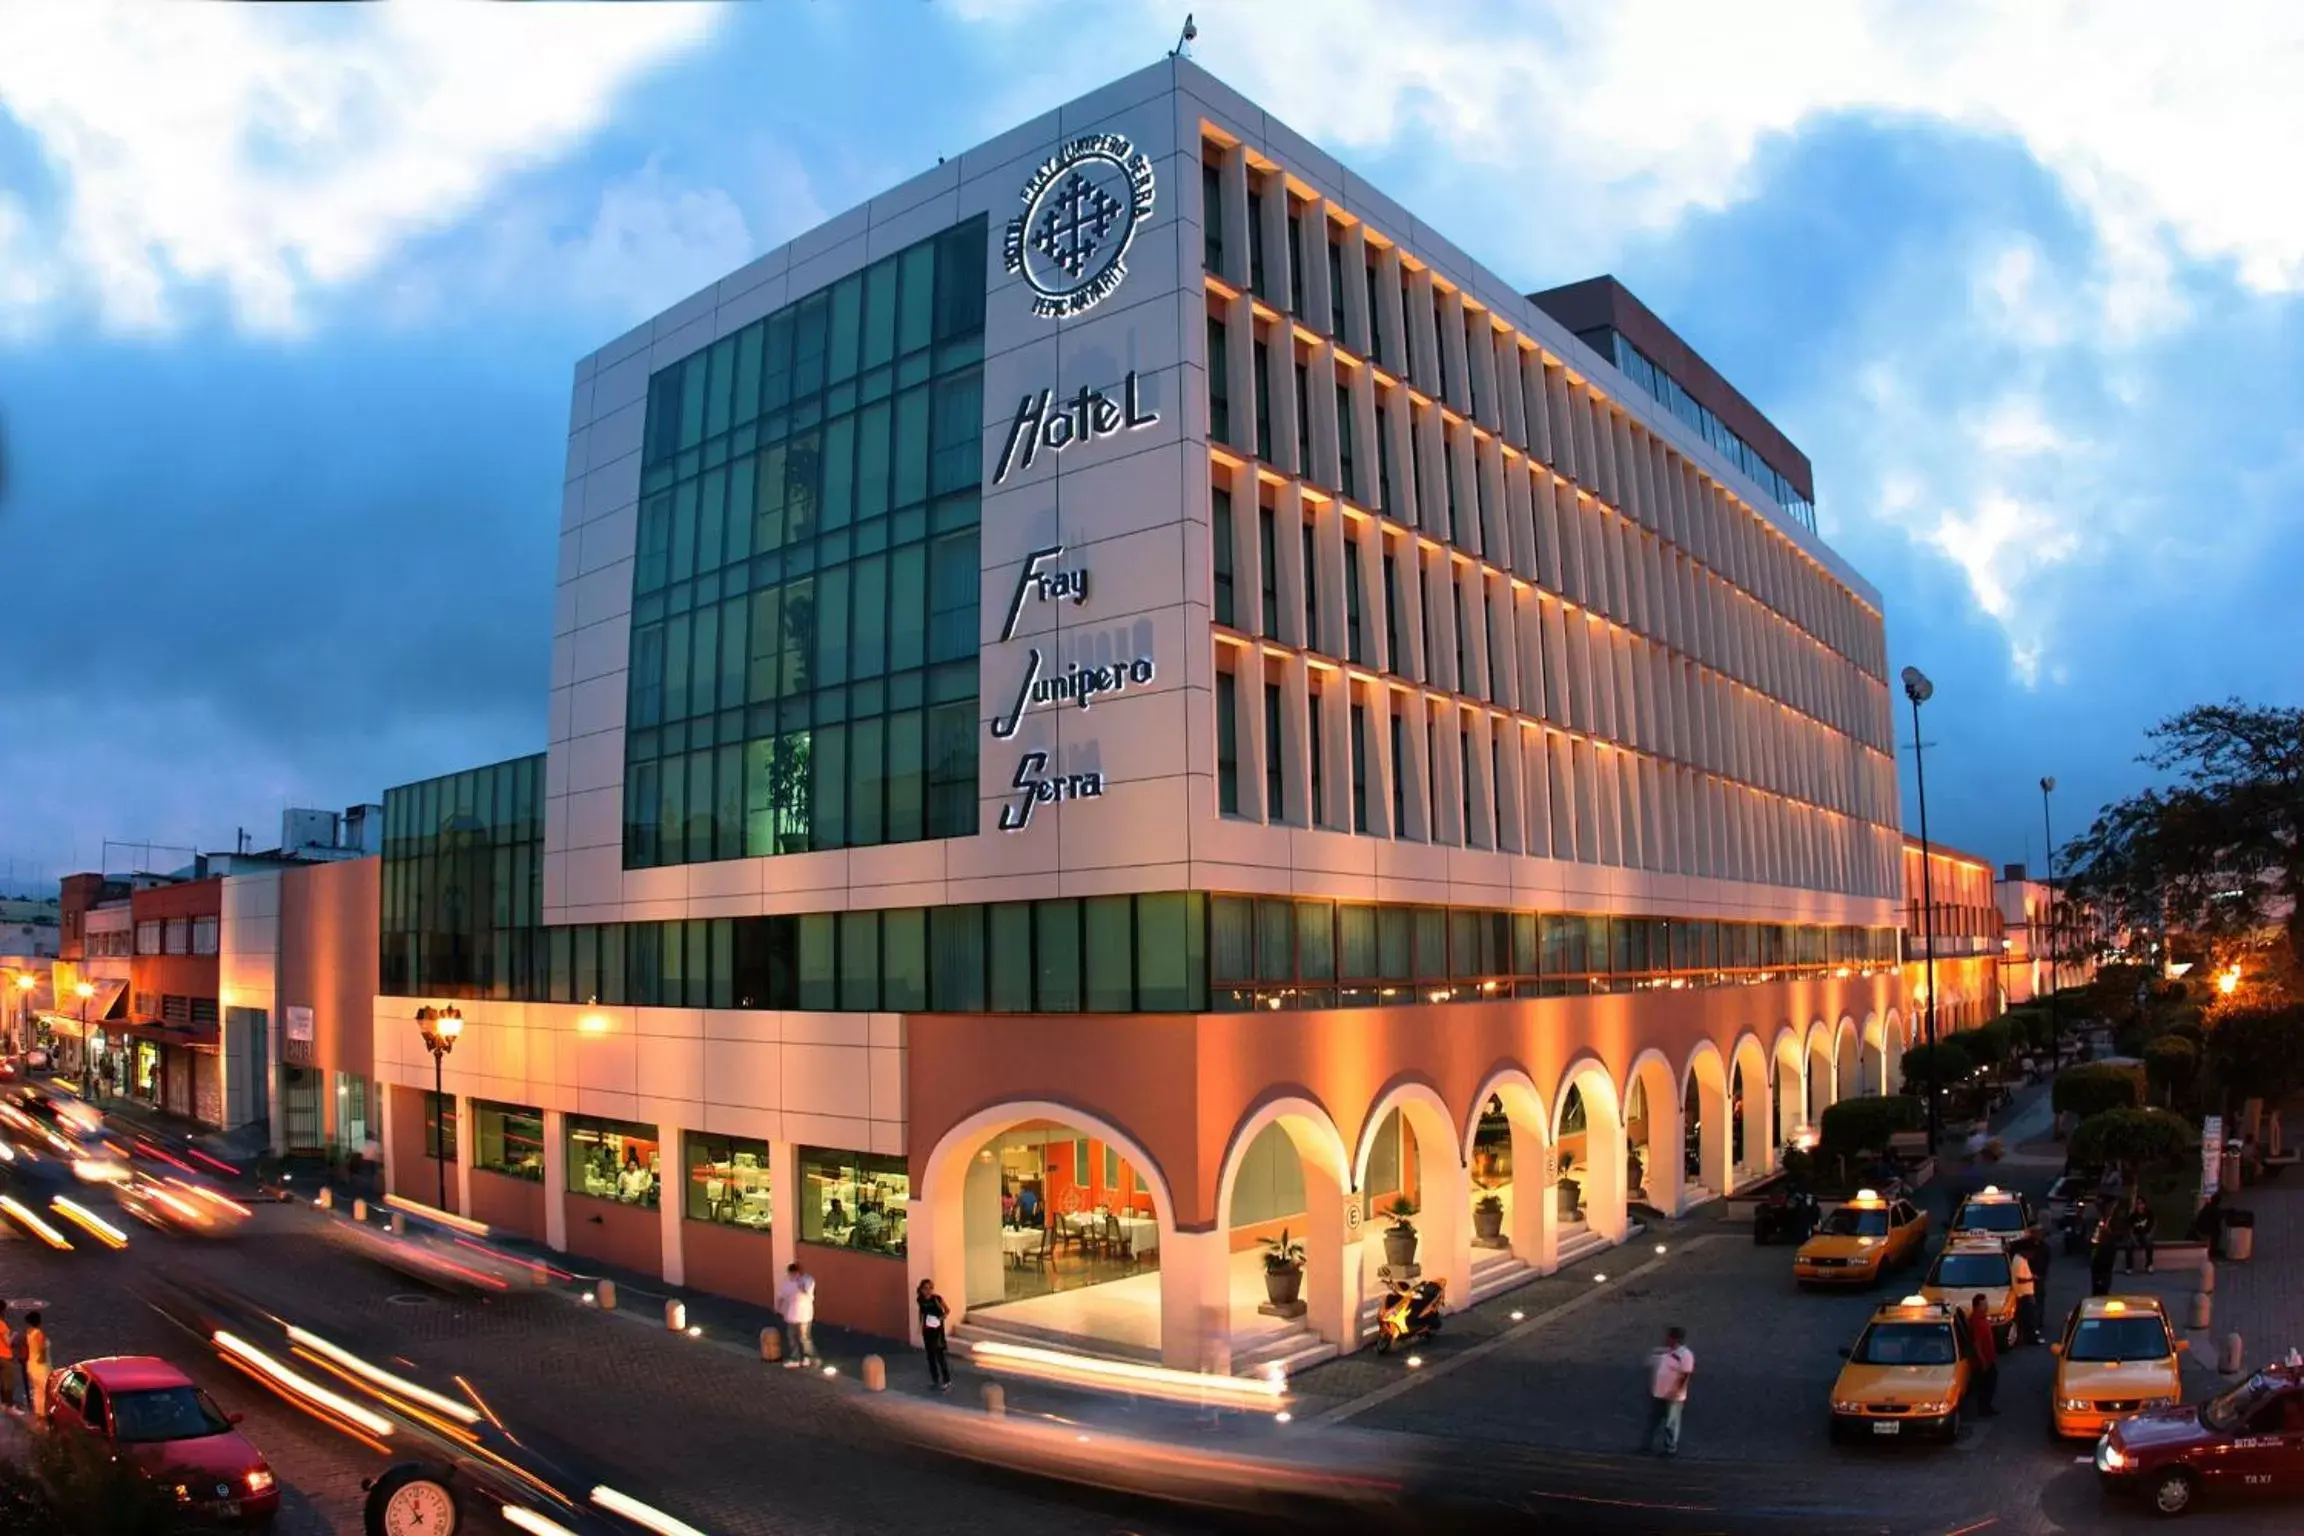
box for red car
[2097,1362,2304,1517]
[45,1355,280,1527]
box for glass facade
[624,215,987,869]
[685,1133,771,1230]
[471,1100,544,1182]
[380,755,544,1000]
[1602,330,1817,533]
[568,1115,660,1206]
[798,1146,908,1257]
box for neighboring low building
[1901,836,2003,1041]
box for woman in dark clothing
[916,1278,953,1391]
[2188,1189,2227,1248]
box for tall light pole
[2040,776,2059,1065]
[1902,666,1941,1154]
[74,981,95,1089]
[415,1006,463,1212]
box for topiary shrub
[1898,1040,1974,1089]
[1819,1094,1926,1159]
[1961,1019,2014,1069]
[2053,1061,2146,1119]
[2068,1106,2193,1176]
[2143,1035,2199,1104]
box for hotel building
[373,59,1927,1372]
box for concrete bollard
[2227,1225,2256,1263]
[390,1212,406,1236]
[862,1354,886,1391]
[760,1327,783,1362]
[666,1300,687,1332]
[2220,1331,2245,1375]
[2199,1258,2216,1295]
[981,1382,1006,1417]
[595,1280,617,1311]
[2189,1290,2213,1331]
[352,1198,367,1223]
[315,1188,333,1211]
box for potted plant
[1261,1228,1306,1307]
[1473,1191,1505,1244]
[1382,1197,1420,1269]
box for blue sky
[1,1,2298,885]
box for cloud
[0,1,720,334]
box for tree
[1898,1040,1973,1089]
[1819,1095,1925,1160]
[1961,1019,2013,1070]
[2143,1035,2199,1105]
[2200,1003,2304,1112]
[2062,702,2304,970]
[2053,1062,2146,1119]
[2068,1107,2193,1177]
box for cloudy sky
[1,1,2298,887]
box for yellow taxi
[1918,1237,2021,1348]
[2052,1295,2186,1439]
[1947,1184,2040,1248]
[1830,1295,1975,1443]
[1794,1189,1929,1286]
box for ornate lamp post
[1901,666,1941,1154]
[414,1006,463,1211]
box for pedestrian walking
[23,1311,49,1423]
[2123,1192,2155,1274]
[775,1262,818,1368]
[2089,1212,2118,1297]
[1641,1326,1695,1456]
[915,1278,952,1392]
[1966,1295,1999,1417]
[0,1302,17,1414]
[2010,1245,2040,1346]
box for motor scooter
[1376,1278,1445,1353]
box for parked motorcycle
[1752,1187,1820,1245]
[1376,1278,1446,1353]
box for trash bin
[2223,1208,2256,1262]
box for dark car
[47,1356,280,1527]
[2097,1363,2304,1517]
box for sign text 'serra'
[992,373,1158,485]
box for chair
[1101,1210,1126,1265]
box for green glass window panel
[820,415,855,531]
[930,370,981,495]
[815,566,849,686]
[887,544,926,673]
[657,752,686,865]
[934,220,986,341]
[847,715,884,847]
[1135,892,1203,1011]
[1338,905,1378,980]
[678,353,707,448]
[637,493,672,593]
[547,925,572,1002]
[929,905,984,1011]
[838,910,878,1010]
[688,606,717,723]
[714,743,743,861]
[928,530,978,663]
[718,595,748,711]
[743,739,779,856]
[645,368,683,464]
[685,752,715,864]
[1413,908,1447,981]
[626,762,659,866]
[1449,910,1479,979]
[925,699,975,840]
[1255,899,1293,982]
[706,335,736,437]
[862,260,900,373]
[725,456,755,565]
[785,429,820,544]
[881,908,926,1011]
[849,555,887,679]
[669,479,697,582]
[828,273,862,384]
[892,385,931,508]
[1584,915,1612,973]
[1296,900,1336,981]
[885,708,923,844]
[854,398,892,520]
[697,469,726,574]
[1084,896,1132,1012]
[797,913,835,1009]
[811,722,846,849]
[1513,913,1539,975]
[1210,896,1251,983]
[1035,900,1081,1011]
[732,324,762,423]
[988,903,1032,1011]
[662,918,689,1006]
[746,590,783,704]
[630,624,664,727]
[754,443,788,550]
[897,243,935,355]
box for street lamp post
[2040,776,2059,1066]
[414,1006,463,1213]
[73,981,95,1090]
[1902,666,1941,1154]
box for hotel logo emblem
[1003,133,1156,319]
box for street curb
[1313,1233,1723,1426]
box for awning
[41,977,126,1031]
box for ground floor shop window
[568,1115,660,1206]
[685,1134,770,1230]
[422,1091,459,1163]
[472,1100,542,1181]
[797,1147,908,1256]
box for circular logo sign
[1003,132,1156,319]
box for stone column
[1158,1228,1232,1374]
[658,1125,685,1288]
[454,1091,475,1219]
[770,1138,799,1282]
[543,1108,568,1252]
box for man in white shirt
[775,1262,818,1368]
[1644,1326,1695,1456]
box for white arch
[1804,1017,1837,1120]
[915,1099,1180,1349]
[1859,1011,1886,1097]
[1214,1093,1357,1358]
[1624,1047,1682,1214]
[1728,1031,1773,1183]
[1774,1025,1810,1149]
[1355,1078,1471,1304]
[1216,1093,1351,1221]
[1553,1054,1629,1244]
[1462,1066,1549,1163]
[1834,1014,1861,1102]
[1351,1078,1463,1191]
[1462,1066,1557,1273]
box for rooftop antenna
[1169,12,1196,59]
